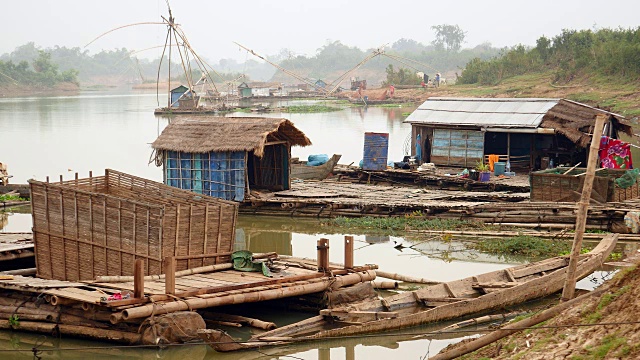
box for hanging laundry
[599,136,633,169]
[488,154,500,172]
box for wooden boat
[291,154,341,180]
[199,233,617,351]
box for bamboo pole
[429,286,607,360]
[0,320,141,344]
[201,312,277,330]
[371,281,398,290]
[317,238,329,272]
[375,270,441,285]
[562,114,606,301]
[119,270,376,321]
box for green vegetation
[8,315,19,327]
[0,194,24,202]
[0,50,78,87]
[383,64,421,86]
[586,334,627,359]
[470,235,573,257]
[322,216,483,232]
[458,27,640,86]
[283,105,342,113]
[584,285,630,324]
[273,27,502,84]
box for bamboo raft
[0,249,377,345]
[199,233,617,351]
[242,181,635,231]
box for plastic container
[478,171,491,182]
[494,162,506,176]
[505,171,516,176]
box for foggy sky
[6,0,639,62]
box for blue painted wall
[165,150,246,201]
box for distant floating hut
[151,117,311,201]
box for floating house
[238,82,252,98]
[405,97,632,169]
[151,117,311,201]
[170,85,188,108]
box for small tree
[431,24,467,52]
[383,64,421,86]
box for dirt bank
[452,259,640,359]
[0,82,79,97]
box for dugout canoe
[199,233,617,352]
[291,154,341,180]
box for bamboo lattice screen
[30,169,238,281]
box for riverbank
[455,257,640,359]
[0,82,79,97]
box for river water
[0,90,605,359]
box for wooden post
[344,236,354,269]
[164,256,176,295]
[561,114,606,301]
[317,238,329,272]
[134,259,144,299]
[59,174,63,183]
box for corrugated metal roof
[405,97,561,128]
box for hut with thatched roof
[151,117,311,201]
[405,97,633,170]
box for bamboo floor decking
[245,181,529,215]
[0,255,377,317]
[0,232,34,264]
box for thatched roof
[152,117,311,157]
[542,99,633,148]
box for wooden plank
[344,236,354,269]
[164,256,176,295]
[134,259,144,299]
[510,258,568,279]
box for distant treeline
[458,27,640,85]
[0,50,78,87]
[273,38,501,85]
[0,42,265,86]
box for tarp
[231,250,272,277]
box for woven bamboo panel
[530,168,639,203]
[30,169,238,281]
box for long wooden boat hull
[200,234,617,351]
[291,154,341,180]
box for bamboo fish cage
[29,169,238,281]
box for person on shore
[389,84,395,98]
[435,73,441,88]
